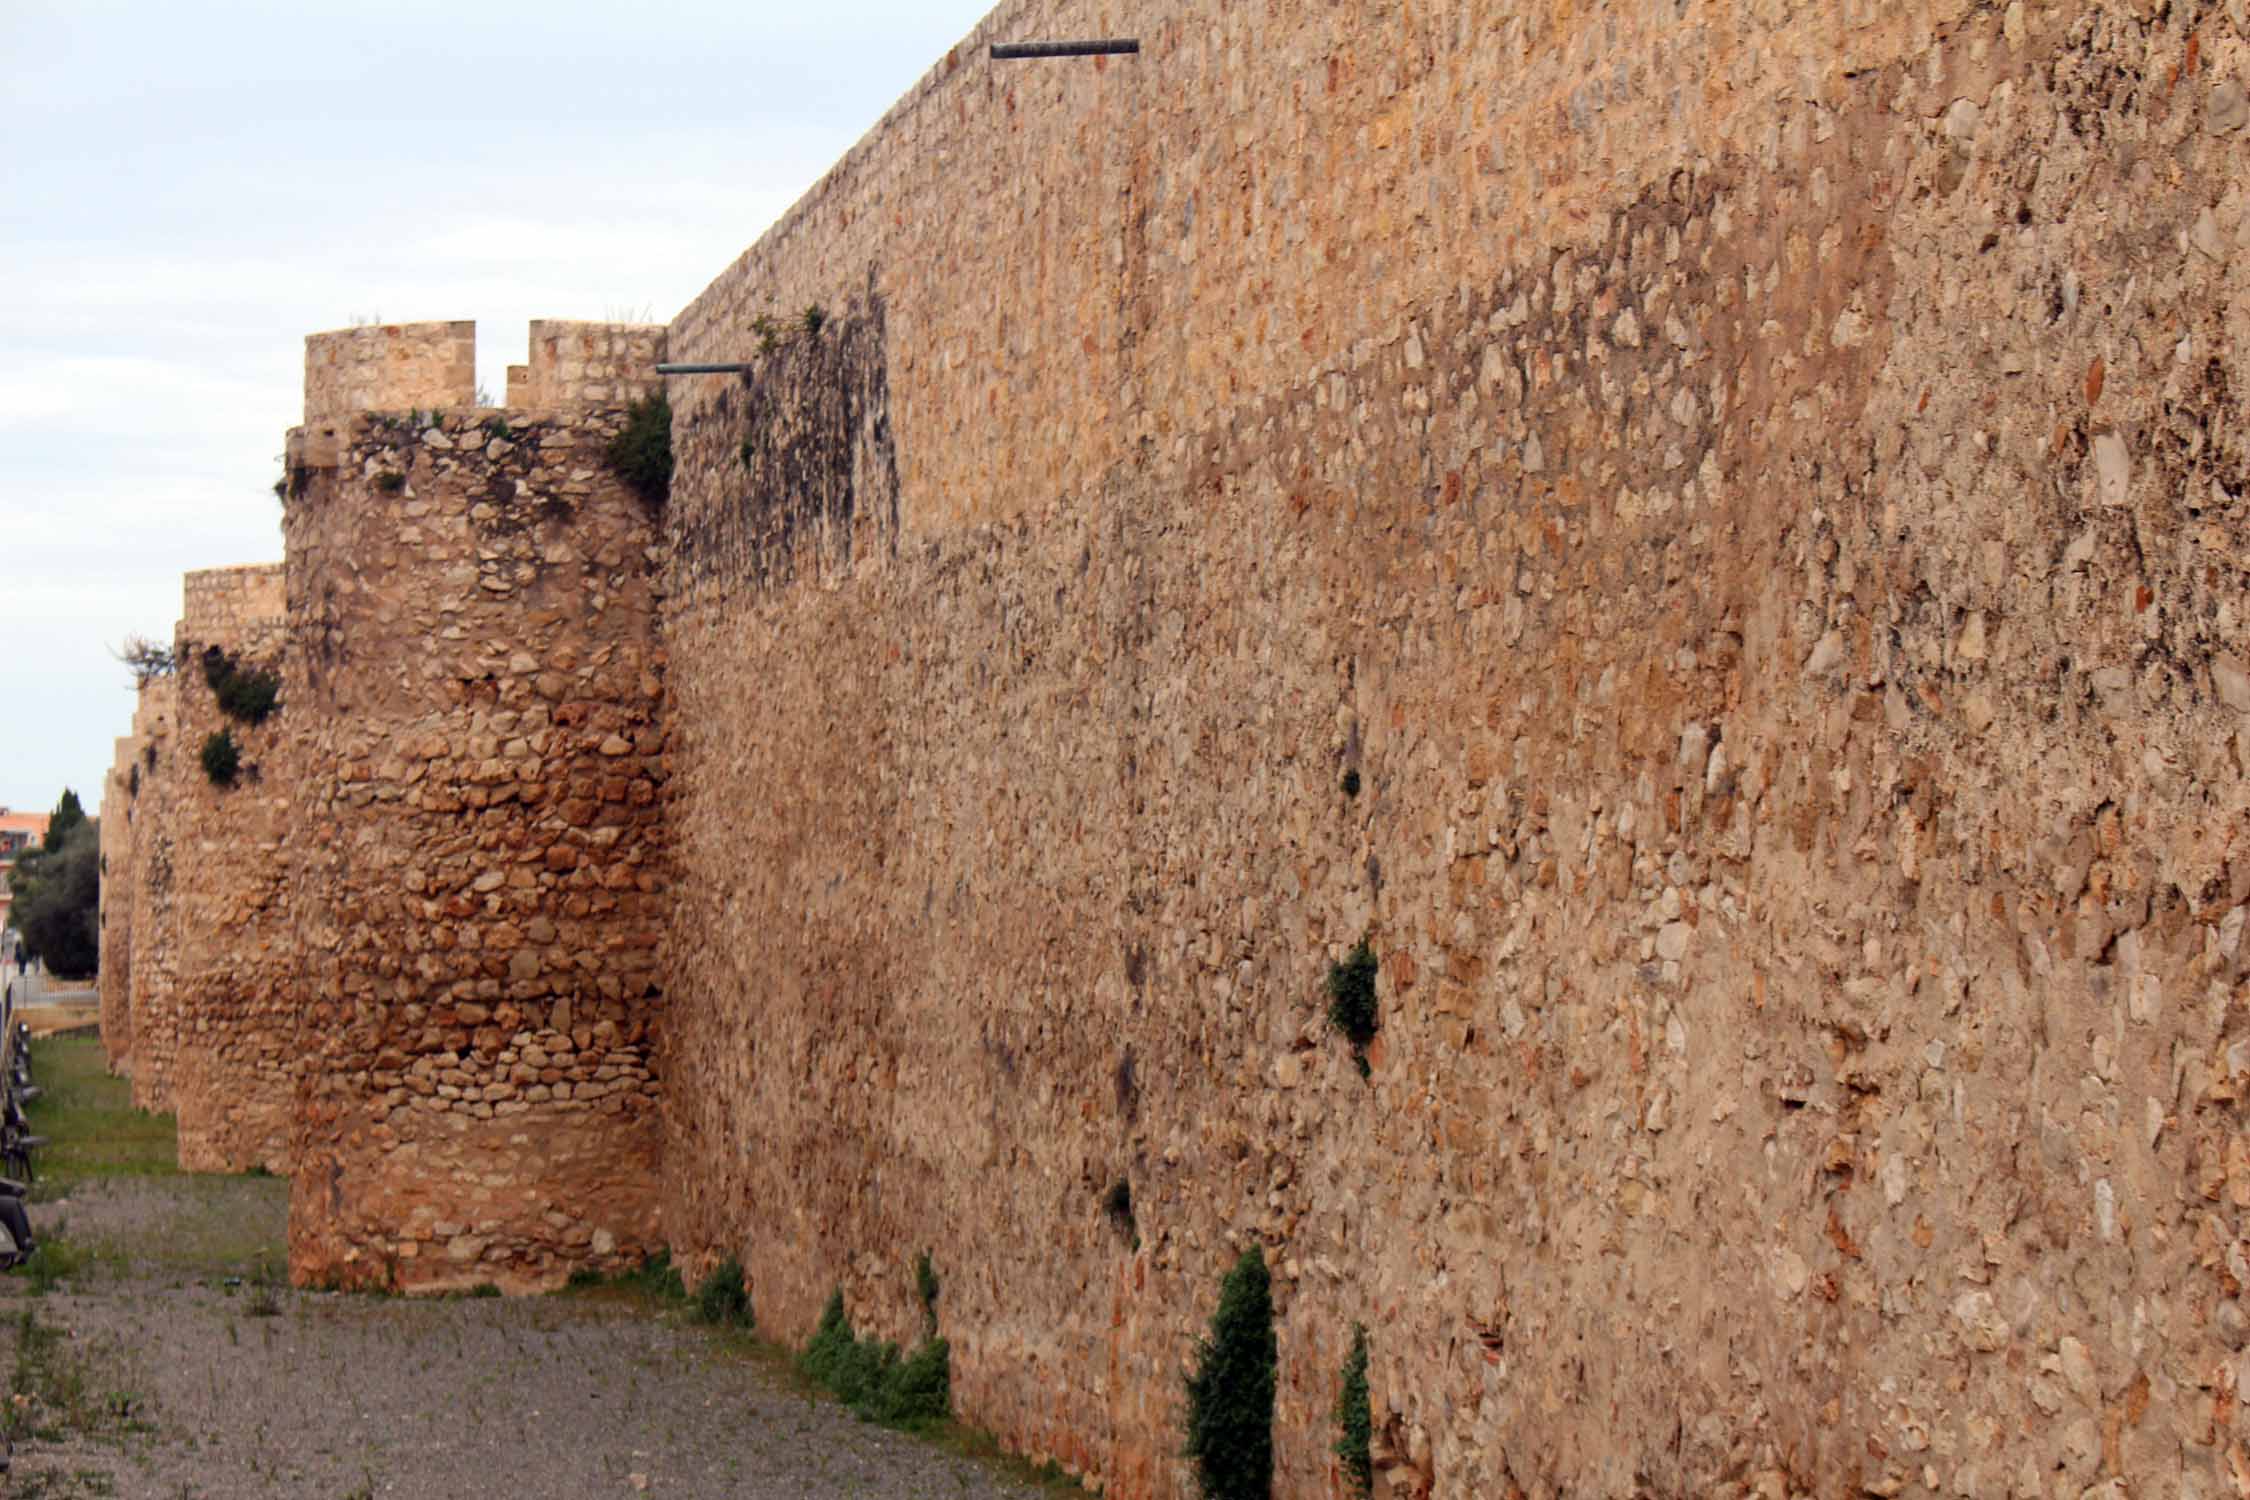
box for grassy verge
[9,1035,286,1283]
[20,1036,177,1198]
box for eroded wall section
[662,2,2250,1496]
[168,564,297,1173]
[284,322,671,1292]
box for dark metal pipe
[989,38,1139,59]
[655,362,757,375]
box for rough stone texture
[98,681,173,1079]
[658,2,2250,1498]
[303,321,476,427]
[281,323,671,1293]
[504,321,666,411]
[168,563,297,1173]
[98,732,139,1069]
[122,674,180,1108]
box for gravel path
[3,1178,1057,1499]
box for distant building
[0,808,52,933]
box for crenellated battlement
[181,563,286,636]
[506,320,665,410]
[303,322,476,426]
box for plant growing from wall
[112,635,176,685]
[802,304,827,338]
[914,1250,939,1336]
[1183,1247,1276,1500]
[374,471,406,495]
[1334,1324,1372,1497]
[201,730,240,787]
[1341,768,1361,798]
[1104,1179,1138,1249]
[799,1287,952,1429]
[1326,937,1379,1076]
[605,392,673,510]
[693,1254,753,1328]
[202,647,280,725]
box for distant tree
[41,788,85,854]
[10,817,98,978]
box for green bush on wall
[1334,1324,1372,1497]
[1326,937,1380,1075]
[693,1255,752,1328]
[1183,1247,1276,1500]
[201,646,280,725]
[605,392,673,509]
[798,1288,952,1429]
[201,730,240,787]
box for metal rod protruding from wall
[990,38,1140,59]
[656,363,757,375]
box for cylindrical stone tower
[282,319,671,1292]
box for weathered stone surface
[280,321,670,1295]
[649,2,2250,1496]
[164,564,298,1174]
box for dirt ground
[0,1042,1073,1500]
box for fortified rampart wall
[282,320,671,1292]
[168,563,296,1173]
[123,675,179,1109]
[658,1,2250,1496]
[98,733,138,1070]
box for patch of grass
[6,1305,147,1448]
[692,1255,752,1328]
[21,1037,177,1191]
[17,1233,92,1295]
[1334,1324,1372,1497]
[1325,937,1380,1076]
[1183,1247,1276,1500]
[798,1289,951,1429]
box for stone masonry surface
[168,563,296,1173]
[281,323,672,1293]
[653,0,2250,1496]
[99,0,2250,1493]
[122,674,179,1109]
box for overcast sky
[0,0,994,816]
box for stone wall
[123,675,179,1109]
[658,2,2250,1497]
[303,322,476,427]
[282,322,671,1292]
[504,321,665,410]
[168,563,296,1173]
[98,733,138,1071]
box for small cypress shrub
[694,1254,753,1328]
[1334,1324,1372,1497]
[605,392,673,509]
[1183,1247,1276,1500]
[1325,938,1380,1074]
[201,729,240,787]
